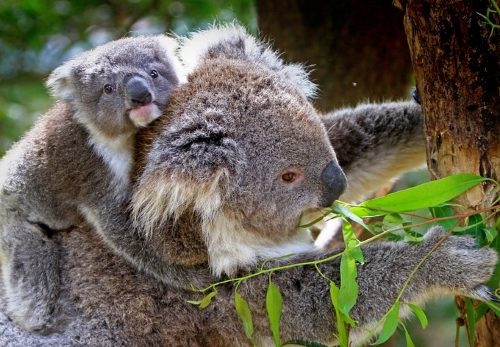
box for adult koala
[0,25,496,347]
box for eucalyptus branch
[194,205,499,294]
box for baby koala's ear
[179,23,317,99]
[46,59,78,101]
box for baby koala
[0,35,184,333]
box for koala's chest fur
[83,121,134,194]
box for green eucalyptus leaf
[266,280,283,347]
[429,205,457,229]
[468,214,484,231]
[485,302,500,316]
[407,303,428,329]
[339,252,358,316]
[403,233,424,243]
[234,291,254,342]
[355,174,485,216]
[494,219,500,252]
[186,299,203,306]
[373,302,400,345]
[484,227,498,244]
[383,213,403,226]
[187,289,218,309]
[465,298,476,347]
[475,303,489,321]
[488,234,500,288]
[468,214,486,246]
[329,282,349,347]
[333,203,375,234]
[350,247,364,264]
[402,323,416,347]
[199,290,218,309]
[342,221,364,264]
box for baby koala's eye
[103,84,113,94]
[150,70,159,79]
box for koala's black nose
[126,77,152,106]
[320,161,347,207]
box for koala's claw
[470,284,500,303]
[487,288,500,303]
[412,87,421,105]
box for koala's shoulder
[6,102,87,168]
[28,102,85,143]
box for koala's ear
[154,35,187,84]
[179,24,317,99]
[46,60,78,101]
[151,108,242,181]
[132,109,242,235]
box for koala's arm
[79,193,211,289]
[227,228,497,346]
[321,101,425,201]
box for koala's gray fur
[0,25,496,346]
[322,101,426,202]
[0,35,183,333]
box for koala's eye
[103,84,113,94]
[150,70,159,79]
[281,172,297,183]
[279,168,304,186]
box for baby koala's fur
[0,35,184,333]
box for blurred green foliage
[0,0,256,155]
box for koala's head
[132,25,346,275]
[47,35,185,138]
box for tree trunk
[396,1,500,346]
[256,0,412,111]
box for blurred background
[0,1,461,346]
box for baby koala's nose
[127,77,152,106]
[320,161,347,207]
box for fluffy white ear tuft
[155,35,187,84]
[179,23,317,99]
[131,170,227,239]
[46,61,77,101]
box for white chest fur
[85,125,134,192]
[205,213,315,277]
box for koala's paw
[3,260,63,334]
[6,295,66,335]
[5,289,58,334]
[424,226,498,302]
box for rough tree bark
[395,1,500,346]
[257,0,412,111]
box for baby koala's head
[47,35,184,138]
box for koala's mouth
[127,103,162,128]
[299,208,331,229]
